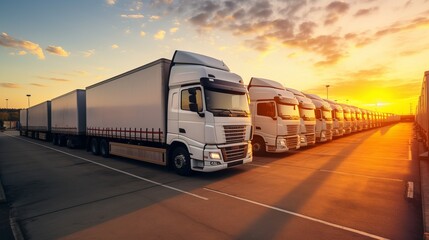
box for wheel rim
[253,142,261,152]
[174,154,186,169]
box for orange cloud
[1,83,21,88]
[0,32,45,59]
[46,45,70,57]
[354,7,378,17]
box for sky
[0,0,428,115]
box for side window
[315,109,322,119]
[181,88,203,111]
[257,102,275,118]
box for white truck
[19,109,28,136]
[51,89,86,148]
[324,99,344,137]
[247,78,300,154]
[26,101,51,140]
[286,87,316,147]
[340,104,352,134]
[304,93,333,142]
[86,50,252,175]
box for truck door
[254,101,277,144]
[178,86,205,151]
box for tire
[171,147,192,176]
[90,138,100,155]
[58,136,66,147]
[52,134,58,145]
[100,139,109,158]
[252,136,266,155]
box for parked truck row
[416,71,429,148]
[19,50,399,175]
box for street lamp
[325,85,330,99]
[26,94,31,108]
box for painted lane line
[7,134,208,201]
[408,139,412,161]
[204,188,389,240]
[247,163,270,168]
[407,181,414,199]
[319,169,404,182]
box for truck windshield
[300,108,315,121]
[322,110,332,121]
[335,111,344,120]
[205,89,250,117]
[277,103,300,120]
[344,112,351,121]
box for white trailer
[304,93,333,142]
[86,50,252,175]
[27,101,51,140]
[248,78,300,154]
[286,87,316,147]
[19,109,27,136]
[51,89,86,148]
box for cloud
[354,7,378,17]
[82,49,95,58]
[170,27,179,33]
[150,15,161,21]
[30,83,46,87]
[46,45,70,57]
[18,51,27,55]
[106,0,116,5]
[111,44,119,49]
[324,1,350,25]
[0,32,45,59]
[154,30,166,40]
[121,14,144,19]
[140,31,146,37]
[38,76,71,82]
[1,83,21,88]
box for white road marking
[247,163,270,168]
[407,181,414,199]
[6,134,208,201]
[319,169,403,182]
[204,188,389,240]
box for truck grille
[286,136,299,149]
[287,125,299,135]
[326,123,333,130]
[221,144,248,162]
[306,134,315,144]
[305,124,315,134]
[224,125,246,143]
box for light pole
[26,94,31,108]
[325,85,330,99]
[5,99,8,109]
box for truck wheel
[171,147,192,176]
[58,136,66,146]
[100,139,109,158]
[91,138,100,155]
[252,137,266,155]
[52,134,58,145]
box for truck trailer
[26,101,51,140]
[85,50,252,175]
[248,78,300,154]
[51,89,86,148]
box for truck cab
[304,93,333,142]
[324,99,345,137]
[286,87,316,147]
[247,78,300,154]
[167,51,253,174]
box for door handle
[179,128,186,133]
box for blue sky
[1,0,429,114]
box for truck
[85,50,252,175]
[26,101,51,140]
[324,99,344,137]
[247,77,300,154]
[286,87,316,147]
[340,104,352,134]
[304,93,333,142]
[51,89,86,148]
[19,109,28,136]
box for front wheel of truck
[252,136,266,155]
[171,147,192,176]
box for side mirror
[189,103,199,112]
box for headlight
[300,136,306,143]
[277,138,287,148]
[209,152,221,160]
